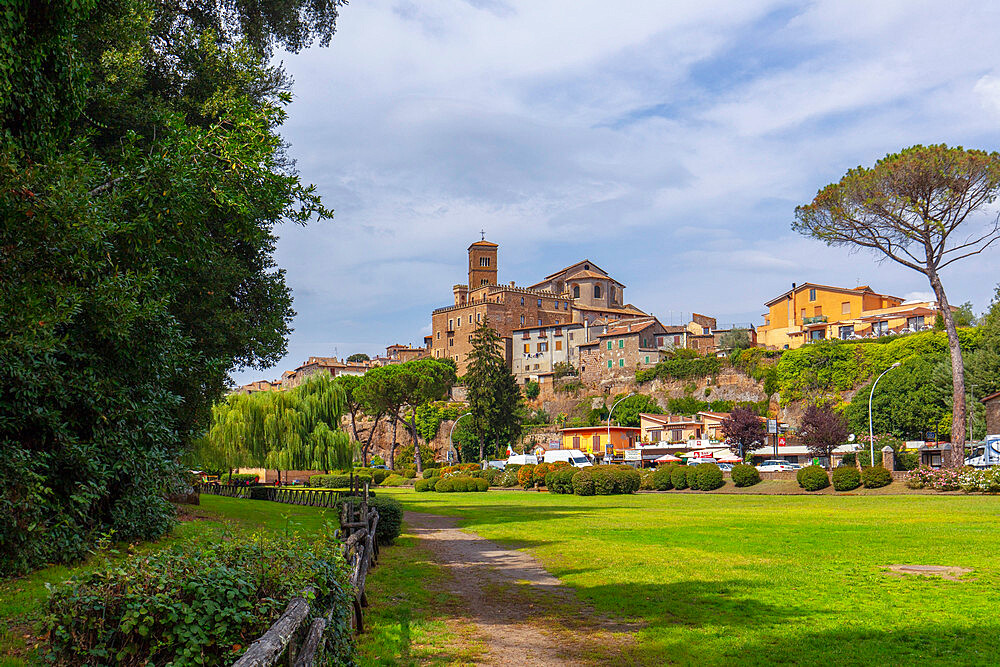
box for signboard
[624,449,642,461]
[778,436,786,447]
[767,419,778,435]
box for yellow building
[557,426,640,458]
[756,282,938,349]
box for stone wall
[986,395,1000,435]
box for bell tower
[468,235,498,289]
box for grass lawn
[0,495,475,666]
[379,488,1000,666]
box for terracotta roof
[539,259,608,281]
[640,413,701,426]
[574,303,647,315]
[764,282,901,307]
[564,269,625,286]
[559,426,641,433]
[468,240,498,248]
[599,318,660,337]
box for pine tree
[465,319,524,462]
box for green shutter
[645,356,650,364]
[606,341,612,350]
[607,360,612,368]
[618,359,624,367]
[618,339,624,348]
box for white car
[756,459,798,472]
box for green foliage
[347,353,370,363]
[718,328,753,352]
[342,496,403,545]
[44,530,354,666]
[861,466,893,489]
[499,466,521,487]
[309,474,362,489]
[832,467,861,491]
[730,464,761,487]
[414,401,467,441]
[571,469,595,496]
[651,466,675,490]
[585,466,640,495]
[967,284,1000,398]
[611,394,661,427]
[670,466,690,490]
[221,473,259,485]
[422,468,441,479]
[636,353,722,383]
[524,381,540,399]
[691,463,725,491]
[545,468,577,494]
[465,320,524,460]
[552,362,577,379]
[414,478,432,492]
[523,408,551,426]
[844,356,951,441]
[428,476,487,493]
[798,466,830,491]
[554,379,585,394]
[665,396,769,416]
[381,474,408,487]
[394,442,437,472]
[517,464,537,489]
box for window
[839,325,854,340]
[521,297,524,306]
[592,434,601,448]
[537,342,548,353]
[564,301,569,310]
[872,320,889,336]
[449,338,454,347]
[809,329,825,341]
[481,279,488,286]
[607,360,613,368]
[448,319,453,330]
[907,315,925,329]
[569,332,574,340]
[814,306,822,316]
[477,313,481,323]
[554,327,562,336]
[842,302,851,314]
[800,308,806,320]
[618,358,625,367]
[537,318,542,326]
[584,264,590,270]
[618,339,624,348]
[537,299,542,307]
[457,316,461,327]
[674,335,680,345]
[479,256,490,267]
[657,336,663,346]
[555,340,563,351]
[573,285,580,298]
[606,341,612,350]
[671,429,683,442]
[436,332,440,339]
[524,344,530,353]
[594,284,602,299]
[573,436,580,447]
[644,356,650,364]
[809,288,817,301]
[703,327,710,335]
[520,315,525,325]
[765,318,770,326]
[610,286,615,302]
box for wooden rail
[230,483,379,667]
[198,483,252,498]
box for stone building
[511,322,588,385]
[577,317,669,384]
[281,356,369,389]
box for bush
[546,468,577,494]
[691,463,724,491]
[483,469,501,486]
[572,469,595,496]
[473,478,489,492]
[525,380,540,399]
[832,466,861,491]
[730,464,760,487]
[422,468,441,479]
[670,466,690,490]
[221,473,259,485]
[45,531,355,666]
[795,467,808,487]
[532,463,552,487]
[414,479,432,492]
[370,469,391,485]
[798,465,830,491]
[402,466,417,479]
[381,474,408,487]
[518,464,537,489]
[500,467,521,487]
[861,466,893,489]
[651,466,675,491]
[591,467,617,495]
[341,496,403,545]
[433,477,454,492]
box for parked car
[756,459,797,472]
[686,458,717,466]
[369,464,389,470]
[543,449,593,468]
[716,462,733,472]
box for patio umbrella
[715,452,742,463]
[654,454,681,463]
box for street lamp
[868,362,901,466]
[607,393,635,464]
[449,412,471,465]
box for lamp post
[868,362,901,466]
[607,393,634,464]
[449,412,471,465]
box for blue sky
[232,0,1000,384]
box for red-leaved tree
[721,407,767,460]
[799,404,849,469]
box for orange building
[557,426,640,459]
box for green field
[379,488,1000,666]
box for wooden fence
[198,483,252,498]
[199,484,361,508]
[229,486,379,667]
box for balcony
[802,315,828,325]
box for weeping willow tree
[199,374,353,481]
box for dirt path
[404,512,636,666]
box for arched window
[572,284,580,298]
[594,284,602,299]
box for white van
[506,453,539,466]
[543,449,592,468]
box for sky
[232,0,1000,385]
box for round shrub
[795,466,808,487]
[414,479,432,492]
[651,466,674,491]
[798,465,830,491]
[730,464,760,487]
[370,469,391,485]
[381,474,407,487]
[433,477,455,492]
[832,466,861,491]
[319,474,353,489]
[422,468,441,479]
[572,469,595,496]
[500,467,520,487]
[639,469,655,490]
[670,465,690,490]
[692,463,724,491]
[518,464,537,489]
[546,468,576,494]
[591,467,617,495]
[473,478,489,492]
[532,463,552,487]
[614,465,641,494]
[402,466,417,479]
[862,466,893,489]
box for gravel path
[404,511,635,666]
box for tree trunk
[927,268,967,467]
[388,416,397,470]
[410,409,423,474]
[362,412,383,467]
[349,410,362,461]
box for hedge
[422,468,441,479]
[546,468,577,494]
[381,474,409,487]
[798,465,830,491]
[730,464,760,487]
[309,473,372,489]
[341,496,403,545]
[572,469,595,496]
[532,463,553,487]
[45,531,355,666]
[832,466,861,491]
[691,463,724,491]
[518,464,537,489]
[862,466,893,489]
[220,473,258,485]
[414,478,433,492]
[651,466,674,491]
[670,466,690,490]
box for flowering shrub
[906,466,963,491]
[958,467,1000,493]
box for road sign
[767,419,778,434]
[778,436,786,447]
